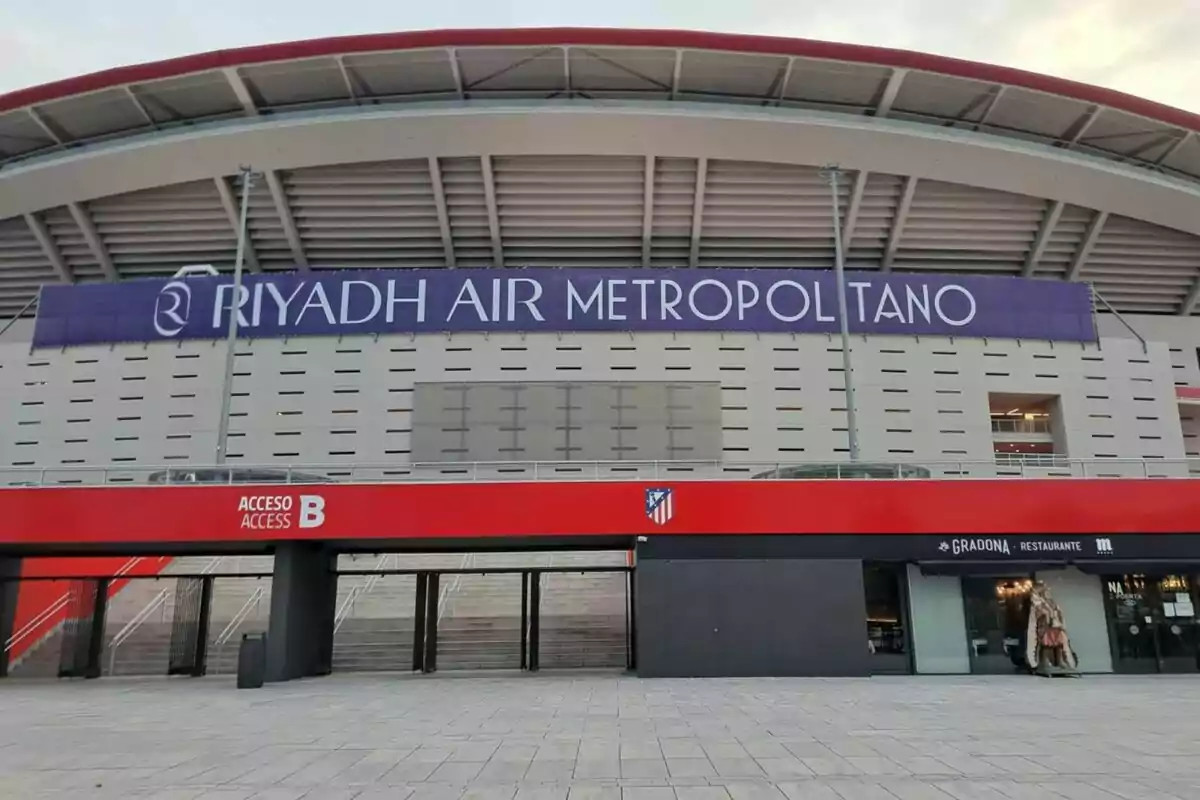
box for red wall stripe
[0,479,1197,549]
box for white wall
[0,323,1184,476]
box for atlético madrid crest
[645,487,674,525]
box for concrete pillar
[265,543,337,683]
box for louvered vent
[0,217,56,314]
[286,160,443,268]
[89,180,232,277]
[1085,215,1200,314]
[1034,204,1092,281]
[701,160,841,268]
[441,157,492,267]
[494,155,643,268]
[40,206,104,281]
[895,179,1044,273]
[649,157,696,266]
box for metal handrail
[106,588,170,674]
[4,457,1200,487]
[103,555,222,674]
[3,592,70,653]
[333,553,393,633]
[3,554,146,655]
[214,586,265,646]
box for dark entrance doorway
[863,563,911,674]
[961,576,1032,674]
[1104,574,1200,674]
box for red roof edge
[2,27,1198,135]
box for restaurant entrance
[1103,574,1200,674]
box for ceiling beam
[874,69,908,118]
[689,158,709,268]
[1179,274,1200,316]
[1062,104,1102,147]
[1156,130,1193,167]
[67,202,118,281]
[774,57,795,105]
[882,176,918,271]
[26,107,65,144]
[335,55,360,103]
[1067,210,1108,282]
[480,155,504,268]
[670,50,683,100]
[1023,200,1064,277]
[224,68,259,115]
[562,47,572,97]
[842,170,869,249]
[23,212,72,283]
[642,155,656,267]
[264,169,308,269]
[973,85,1007,131]
[448,49,466,100]
[123,86,158,129]
[213,175,260,272]
[427,157,456,268]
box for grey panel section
[636,558,870,677]
[1037,567,1113,674]
[0,328,1185,476]
[907,564,970,674]
[411,381,721,462]
[265,543,337,683]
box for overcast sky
[2,0,1197,112]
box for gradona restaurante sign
[32,268,1097,348]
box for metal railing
[213,586,266,647]
[333,553,395,634]
[4,555,147,659]
[2,458,1200,487]
[104,555,224,674]
[106,588,170,675]
[990,418,1052,435]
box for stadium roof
[1,28,1199,318]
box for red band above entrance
[0,478,1198,550]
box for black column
[412,572,428,671]
[85,579,109,680]
[0,557,21,678]
[265,542,338,683]
[424,573,439,673]
[193,577,214,677]
[528,570,540,673]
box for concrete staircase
[10,550,630,678]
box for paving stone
[0,674,1193,800]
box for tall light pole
[215,166,257,465]
[820,165,860,461]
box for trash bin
[237,632,267,689]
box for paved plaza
[2,673,1200,799]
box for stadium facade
[3,29,1200,680]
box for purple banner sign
[32,268,1097,348]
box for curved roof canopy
[1,29,1199,320]
[2,28,1197,179]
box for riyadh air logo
[154,280,193,337]
[646,488,674,526]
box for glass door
[1152,575,1199,674]
[961,577,1032,674]
[1104,575,1200,673]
